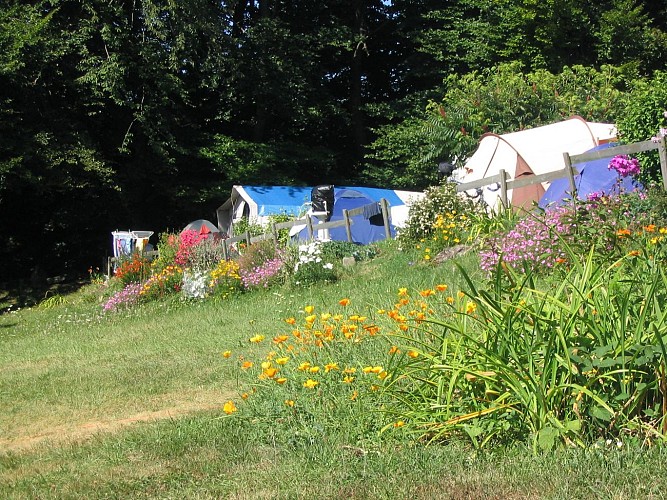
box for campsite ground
[2,247,667,498]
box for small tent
[295,188,395,244]
[182,219,221,238]
[453,116,617,211]
[216,185,424,236]
[538,143,642,209]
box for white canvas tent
[453,116,617,210]
[216,185,424,237]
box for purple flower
[608,155,640,178]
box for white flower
[323,263,333,270]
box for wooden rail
[456,138,667,209]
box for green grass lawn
[2,245,667,499]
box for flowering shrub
[480,207,571,273]
[236,240,286,289]
[175,230,208,267]
[608,154,640,178]
[139,265,183,301]
[290,240,336,286]
[103,282,144,312]
[114,253,151,285]
[208,260,242,298]
[182,270,209,299]
[398,182,483,246]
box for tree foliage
[1,0,667,283]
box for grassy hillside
[2,241,667,499]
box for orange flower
[616,228,631,237]
[273,335,289,344]
[222,350,232,358]
[275,377,287,385]
[339,298,351,306]
[241,361,253,370]
[343,367,357,374]
[393,421,405,428]
[407,350,419,358]
[350,390,358,401]
[223,400,237,415]
[436,284,448,292]
[419,289,435,297]
[263,367,278,378]
[285,317,296,325]
[627,250,640,257]
[388,346,400,355]
[241,393,249,400]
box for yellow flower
[371,366,383,374]
[309,366,321,373]
[407,350,419,359]
[423,254,431,261]
[275,357,290,365]
[393,420,405,428]
[275,377,287,385]
[457,291,465,299]
[222,350,232,358]
[466,301,477,314]
[249,334,265,343]
[285,399,295,407]
[350,390,358,401]
[446,296,455,305]
[298,361,312,371]
[303,379,319,389]
[343,376,355,384]
[377,371,388,380]
[627,250,640,257]
[398,287,408,296]
[305,314,317,324]
[339,298,351,306]
[263,367,278,378]
[321,313,332,321]
[362,366,373,374]
[304,305,315,314]
[324,362,339,373]
[223,400,237,415]
[343,367,357,374]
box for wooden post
[499,169,509,209]
[380,199,391,240]
[562,152,577,199]
[271,222,278,245]
[343,209,352,242]
[658,138,667,191]
[222,239,229,261]
[245,231,251,249]
[306,214,314,240]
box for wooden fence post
[222,239,228,261]
[499,169,509,209]
[562,152,577,198]
[343,209,352,242]
[658,138,667,191]
[306,214,314,240]
[380,199,391,240]
[271,222,278,244]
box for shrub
[114,253,151,285]
[398,182,484,254]
[289,240,336,286]
[236,240,287,290]
[208,260,242,299]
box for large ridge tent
[453,116,617,211]
[538,143,642,209]
[216,185,424,236]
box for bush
[114,253,151,285]
[236,240,287,290]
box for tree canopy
[2,0,667,282]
